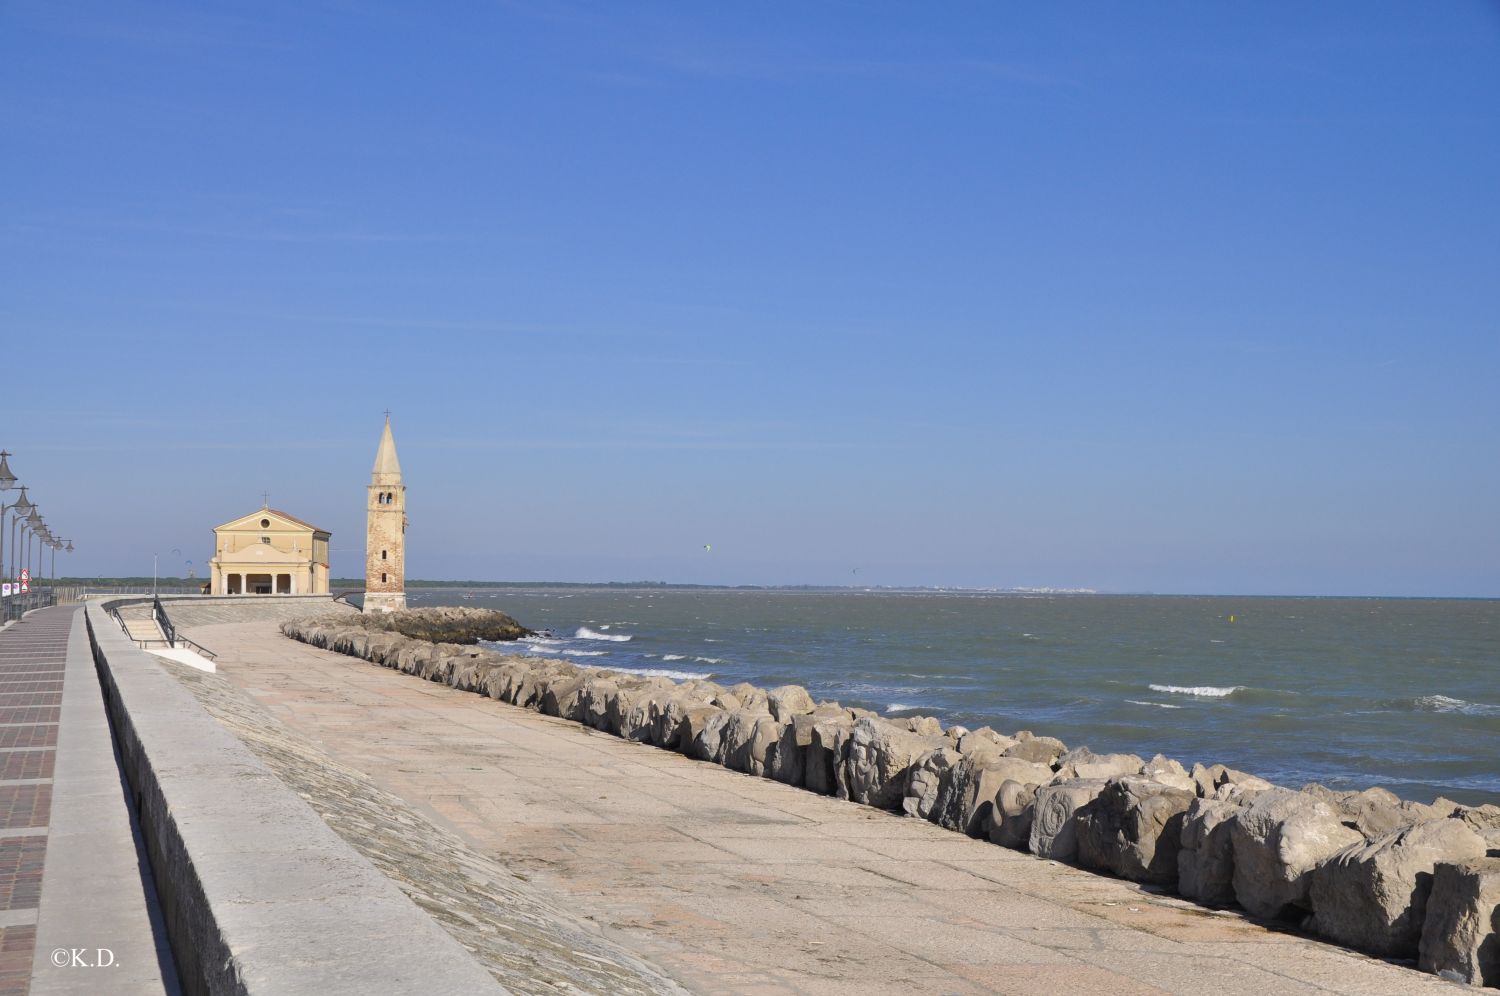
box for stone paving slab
[182,620,1468,996]
[157,651,689,995]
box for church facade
[209,507,331,595]
[364,416,407,613]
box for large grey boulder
[722,711,781,777]
[1054,748,1145,782]
[903,748,961,820]
[1310,819,1488,957]
[1029,779,1108,862]
[1191,762,1273,799]
[674,705,722,755]
[1303,783,1433,840]
[1140,754,1197,793]
[1452,804,1500,850]
[843,717,944,810]
[766,685,816,721]
[577,675,619,730]
[1004,733,1067,767]
[931,754,1052,837]
[904,716,943,737]
[540,673,587,719]
[763,720,805,786]
[989,779,1038,851]
[1177,797,1242,906]
[1230,788,1363,919]
[1076,776,1195,886]
[956,727,1016,757]
[687,708,735,762]
[1419,857,1500,988]
[803,715,852,796]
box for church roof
[213,507,330,535]
[266,507,328,532]
[372,417,402,479]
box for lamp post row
[0,451,76,605]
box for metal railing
[79,586,204,596]
[152,594,217,661]
[2,587,57,624]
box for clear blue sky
[3,2,1497,595]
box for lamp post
[7,491,30,586]
[1,481,26,589]
[0,452,15,587]
[23,510,40,592]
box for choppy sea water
[403,588,1500,806]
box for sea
[402,588,1500,806]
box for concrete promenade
[182,618,1456,996]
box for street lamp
[0,462,21,591]
[50,538,68,584]
[8,490,33,585]
[24,510,41,589]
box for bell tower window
[381,550,387,560]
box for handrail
[151,594,217,661]
[153,594,176,646]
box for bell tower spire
[364,413,407,612]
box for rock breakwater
[281,615,1500,988]
[349,606,529,644]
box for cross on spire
[384,408,391,421]
[262,491,270,508]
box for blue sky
[3,2,1497,595]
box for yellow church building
[209,506,331,595]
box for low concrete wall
[85,599,504,995]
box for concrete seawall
[282,612,1500,989]
[84,597,506,994]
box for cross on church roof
[384,409,391,421]
[262,491,270,508]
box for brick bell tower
[364,413,407,613]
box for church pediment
[214,507,329,535]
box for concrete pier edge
[83,597,506,995]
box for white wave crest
[1149,684,1244,698]
[695,657,725,665]
[606,665,713,681]
[884,703,921,713]
[1415,695,1500,716]
[559,649,608,657]
[1126,699,1183,710]
[576,626,632,642]
[661,654,687,661]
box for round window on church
[260,518,271,528]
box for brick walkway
[0,606,72,996]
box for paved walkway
[0,608,67,995]
[0,606,175,996]
[186,620,1454,996]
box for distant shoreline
[54,578,1498,600]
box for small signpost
[1,583,9,598]
[19,568,29,594]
